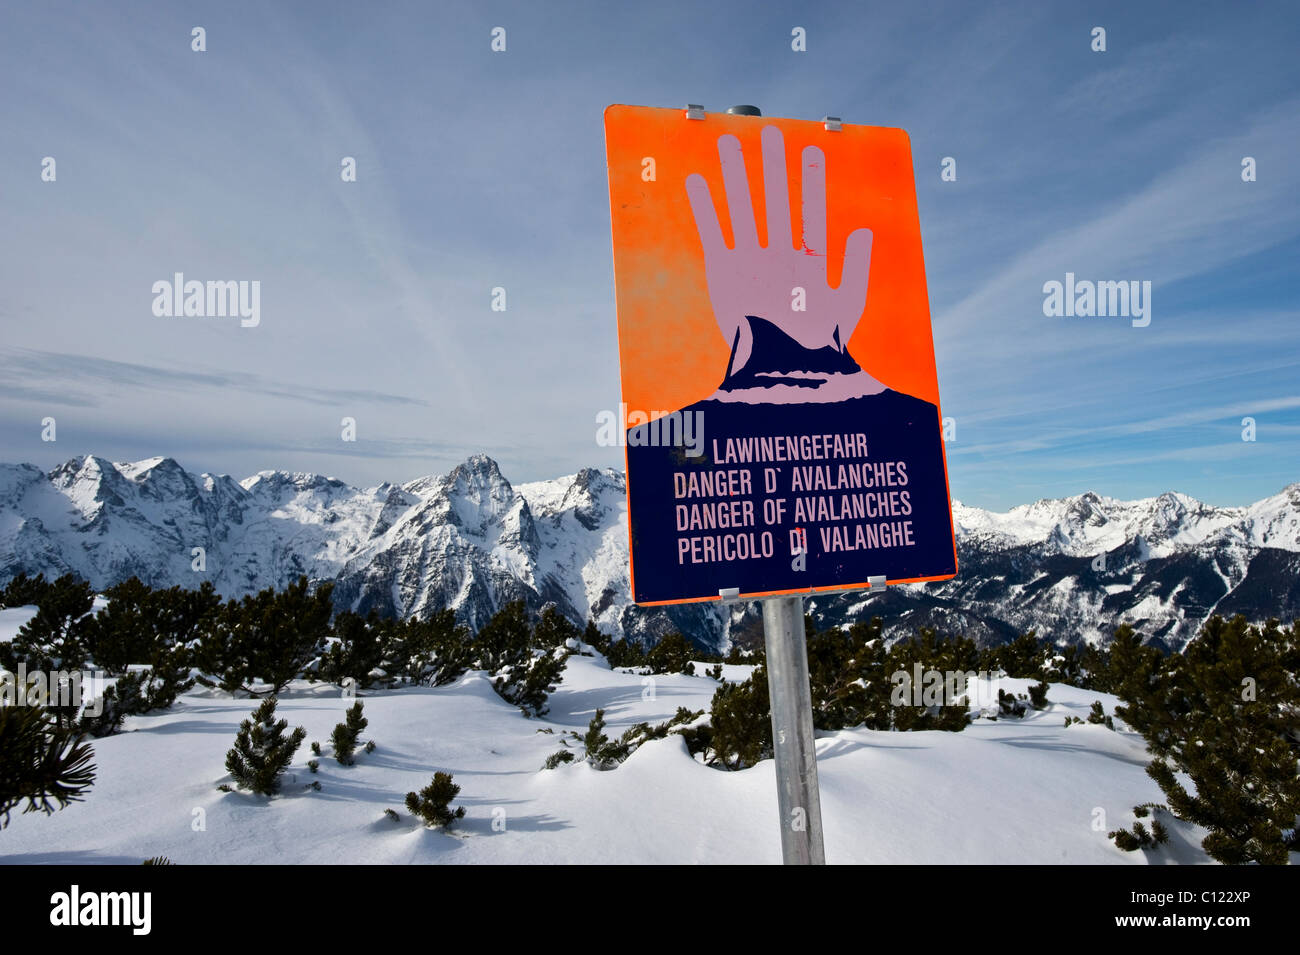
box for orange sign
[605,105,957,605]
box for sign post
[761,592,824,864]
[604,102,956,865]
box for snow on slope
[0,642,1217,865]
[516,468,630,637]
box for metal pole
[716,102,826,865]
[761,595,826,864]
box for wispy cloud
[0,349,431,408]
[0,1,1295,507]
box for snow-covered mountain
[826,484,1300,651]
[0,453,718,646]
[1,453,1297,651]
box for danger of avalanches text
[671,432,916,565]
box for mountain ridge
[1,453,1296,652]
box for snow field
[1,639,1212,864]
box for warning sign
[604,105,957,605]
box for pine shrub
[74,672,148,738]
[318,610,386,689]
[997,688,1029,718]
[223,697,306,796]
[405,772,465,828]
[1,574,95,673]
[1122,615,1300,865]
[989,631,1046,680]
[0,704,95,828]
[1028,682,1050,709]
[330,700,368,765]
[582,620,609,656]
[579,707,629,769]
[532,604,580,650]
[0,571,50,609]
[646,632,695,675]
[617,707,704,754]
[1110,814,1170,852]
[543,749,576,770]
[557,706,704,771]
[473,600,532,673]
[604,637,648,669]
[492,648,568,717]
[708,668,772,770]
[196,577,332,696]
[1087,700,1114,729]
[382,609,470,687]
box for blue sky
[0,0,1296,510]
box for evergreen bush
[223,697,306,796]
[405,772,465,828]
[330,700,368,765]
[0,704,95,828]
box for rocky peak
[1,453,1297,653]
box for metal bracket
[822,115,842,131]
[719,576,886,605]
[685,104,706,120]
